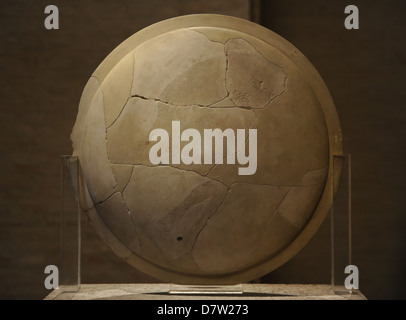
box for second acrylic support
[60,155,81,293]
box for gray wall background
[0,0,404,299]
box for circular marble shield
[71,14,343,284]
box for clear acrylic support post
[331,154,354,294]
[60,155,81,292]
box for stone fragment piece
[131,29,227,106]
[208,73,329,186]
[71,76,100,154]
[301,167,328,186]
[106,98,258,176]
[149,180,227,261]
[111,164,133,192]
[96,192,141,254]
[101,53,134,128]
[79,89,116,205]
[192,183,290,273]
[225,38,287,109]
[123,165,228,265]
[208,96,236,108]
[276,184,325,228]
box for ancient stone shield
[71,14,343,284]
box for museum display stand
[330,155,355,294]
[48,154,366,300]
[59,155,81,293]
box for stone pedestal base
[44,283,366,300]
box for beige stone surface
[225,38,287,108]
[102,54,134,128]
[106,98,258,175]
[131,29,227,106]
[193,184,291,273]
[71,15,343,284]
[79,89,117,206]
[95,192,141,254]
[208,72,329,186]
[111,164,133,193]
[124,166,228,264]
[71,76,100,155]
